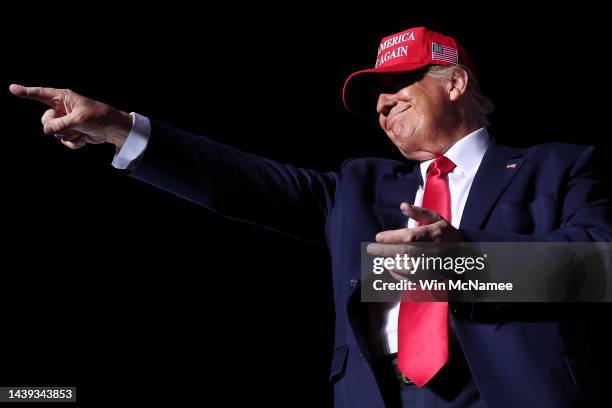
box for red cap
[342,27,475,114]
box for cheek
[421,92,448,121]
[396,108,420,134]
[421,101,437,119]
[409,100,439,133]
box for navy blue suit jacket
[129,120,612,407]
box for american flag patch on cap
[432,43,458,64]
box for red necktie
[397,155,456,387]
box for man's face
[377,72,457,161]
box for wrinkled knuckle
[73,111,87,124]
[41,110,53,124]
[430,227,442,239]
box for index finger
[375,226,430,243]
[400,202,441,225]
[9,84,63,106]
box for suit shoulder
[519,142,595,160]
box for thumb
[43,112,78,135]
[400,202,441,225]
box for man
[10,26,611,407]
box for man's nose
[376,93,397,115]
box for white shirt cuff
[112,112,151,170]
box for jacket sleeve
[129,119,339,245]
[462,146,612,242]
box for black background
[3,3,612,407]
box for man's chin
[399,149,438,162]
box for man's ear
[448,67,469,102]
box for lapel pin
[506,163,517,169]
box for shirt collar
[419,127,491,183]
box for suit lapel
[460,143,526,230]
[374,165,421,231]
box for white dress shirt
[383,127,491,354]
[112,118,491,355]
[112,112,151,170]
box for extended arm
[10,84,339,244]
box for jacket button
[349,279,360,288]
